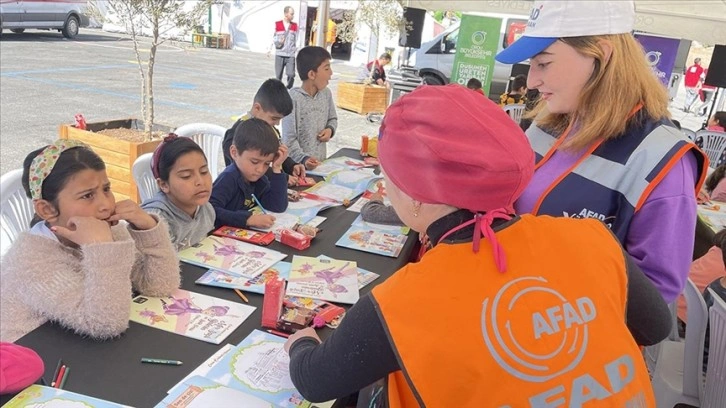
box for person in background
[702,274,726,371]
[211,118,289,229]
[707,111,726,132]
[1,141,180,343]
[679,229,726,323]
[269,6,298,89]
[495,0,708,303]
[141,135,215,250]
[499,74,528,106]
[283,85,671,407]
[360,53,392,86]
[466,78,484,95]
[696,68,716,117]
[703,164,726,203]
[683,57,704,113]
[0,343,44,394]
[282,46,337,170]
[223,79,306,186]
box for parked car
[0,0,90,39]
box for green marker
[141,357,183,366]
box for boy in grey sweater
[282,46,337,170]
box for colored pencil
[234,288,249,303]
[251,194,268,214]
[50,359,63,387]
[54,365,66,389]
[58,366,70,389]
[141,358,183,365]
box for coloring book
[196,262,292,294]
[203,330,311,407]
[336,216,409,258]
[324,168,381,197]
[129,289,256,344]
[305,156,369,177]
[178,235,287,279]
[286,256,359,304]
[3,385,129,408]
[156,376,273,408]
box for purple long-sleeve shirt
[516,146,698,303]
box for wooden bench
[192,33,230,49]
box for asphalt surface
[0,28,379,176]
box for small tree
[89,0,212,138]
[336,0,411,61]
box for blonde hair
[531,34,670,151]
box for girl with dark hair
[141,134,215,249]
[706,111,726,132]
[704,164,726,203]
[0,140,180,342]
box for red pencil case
[280,229,311,250]
[212,226,275,246]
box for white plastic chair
[683,128,697,141]
[645,301,681,373]
[132,153,159,203]
[696,130,726,169]
[174,123,226,180]
[703,289,726,408]
[652,279,708,408]
[0,169,34,256]
[503,104,526,125]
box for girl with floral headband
[141,134,215,250]
[0,140,180,342]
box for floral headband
[151,133,179,179]
[28,139,89,201]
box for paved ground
[0,28,380,175]
[0,28,722,176]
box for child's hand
[287,175,299,187]
[284,327,321,353]
[108,200,157,230]
[317,128,333,142]
[272,145,289,172]
[292,163,306,178]
[248,214,276,229]
[304,157,320,170]
[51,216,114,246]
[369,191,385,202]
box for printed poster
[451,14,502,95]
[129,289,256,344]
[634,33,680,87]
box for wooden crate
[59,119,163,203]
[336,83,389,115]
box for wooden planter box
[59,119,168,203]
[336,83,389,115]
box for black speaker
[704,45,726,88]
[399,7,425,49]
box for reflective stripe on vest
[527,119,707,241]
[372,215,655,408]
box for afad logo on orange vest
[480,277,641,407]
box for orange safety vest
[372,215,655,408]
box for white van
[411,13,529,99]
[0,0,90,39]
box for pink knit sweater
[0,220,180,342]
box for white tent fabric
[406,0,726,46]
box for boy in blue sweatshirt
[210,118,289,229]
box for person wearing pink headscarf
[283,85,671,407]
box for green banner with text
[451,15,502,95]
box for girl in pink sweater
[0,141,180,342]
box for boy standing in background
[223,79,306,185]
[282,46,337,171]
[211,118,289,229]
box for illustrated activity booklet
[196,262,293,294]
[286,255,360,304]
[157,375,274,408]
[3,385,130,408]
[324,168,382,198]
[177,235,287,280]
[336,216,409,258]
[202,330,310,407]
[347,179,389,212]
[305,156,369,177]
[129,289,256,344]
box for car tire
[422,73,444,86]
[10,28,25,34]
[62,15,79,39]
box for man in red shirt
[683,58,704,113]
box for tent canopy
[406,0,726,46]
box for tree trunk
[145,11,160,137]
